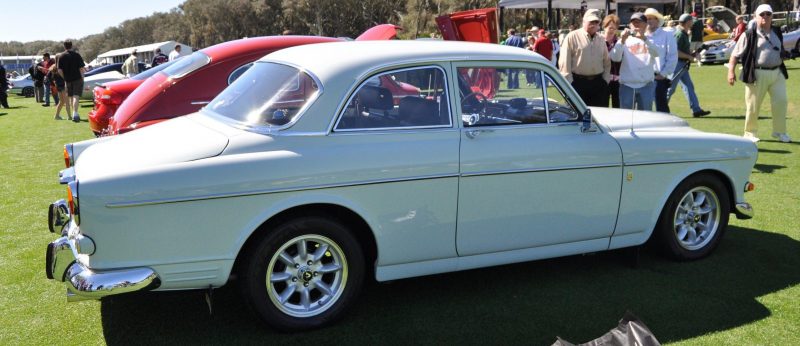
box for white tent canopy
[96,41,191,65]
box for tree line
[0,0,797,62]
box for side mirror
[580,109,595,133]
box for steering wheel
[461,91,488,117]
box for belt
[573,73,603,81]
[755,66,779,70]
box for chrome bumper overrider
[46,200,160,302]
[735,202,754,220]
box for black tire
[239,216,364,331]
[654,173,730,261]
[22,86,34,97]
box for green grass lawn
[1,61,798,345]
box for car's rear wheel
[240,216,364,331]
[22,86,34,97]
[655,174,730,260]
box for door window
[543,74,580,123]
[457,67,548,127]
[335,66,450,131]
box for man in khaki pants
[727,4,791,143]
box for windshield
[162,52,211,79]
[205,62,319,128]
[132,60,176,80]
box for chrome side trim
[461,163,622,177]
[624,155,751,166]
[106,173,461,208]
[190,101,210,105]
[734,202,754,219]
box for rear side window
[228,63,254,85]
[163,52,211,79]
[335,66,450,131]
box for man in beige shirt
[559,9,612,107]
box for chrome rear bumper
[46,200,160,301]
[734,202,754,220]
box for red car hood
[356,24,402,40]
[436,8,498,43]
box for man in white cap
[644,8,677,113]
[727,4,791,143]
[559,9,611,107]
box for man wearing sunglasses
[727,4,791,143]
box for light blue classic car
[47,41,756,331]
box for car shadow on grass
[754,163,786,173]
[758,148,792,154]
[100,226,800,345]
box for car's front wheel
[240,216,364,331]
[22,86,34,97]
[655,174,730,260]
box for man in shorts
[57,41,85,122]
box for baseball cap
[584,9,601,22]
[679,13,692,23]
[630,12,646,22]
[755,4,773,16]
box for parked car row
[45,10,757,332]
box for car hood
[590,107,694,133]
[436,8,498,43]
[75,114,229,181]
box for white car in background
[81,70,125,99]
[8,73,35,97]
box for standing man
[668,14,710,117]
[502,29,526,89]
[645,8,677,113]
[151,48,168,67]
[727,4,791,143]
[122,50,139,78]
[31,60,45,103]
[689,12,704,54]
[559,9,611,107]
[169,45,182,61]
[40,53,56,107]
[730,15,746,42]
[0,63,9,109]
[58,41,86,123]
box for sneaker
[771,132,792,143]
[692,110,710,117]
[54,115,63,120]
[42,104,50,107]
[743,133,760,143]
[72,115,80,123]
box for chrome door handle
[465,129,493,139]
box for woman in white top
[610,12,660,110]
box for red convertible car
[103,26,401,136]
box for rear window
[204,62,320,129]
[162,52,211,79]
[132,60,176,80]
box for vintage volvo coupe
[46,41,756,331]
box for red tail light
[100,88,123,105]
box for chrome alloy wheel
[672,186,720,251]
[266,234,348,318]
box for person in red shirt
[730,15,746,42]
[532,29,554,62]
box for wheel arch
[232,203,378,281]
[646,168,735,241]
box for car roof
[261,40,549,81]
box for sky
[1,0,185,42]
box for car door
[454,62,623,256]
